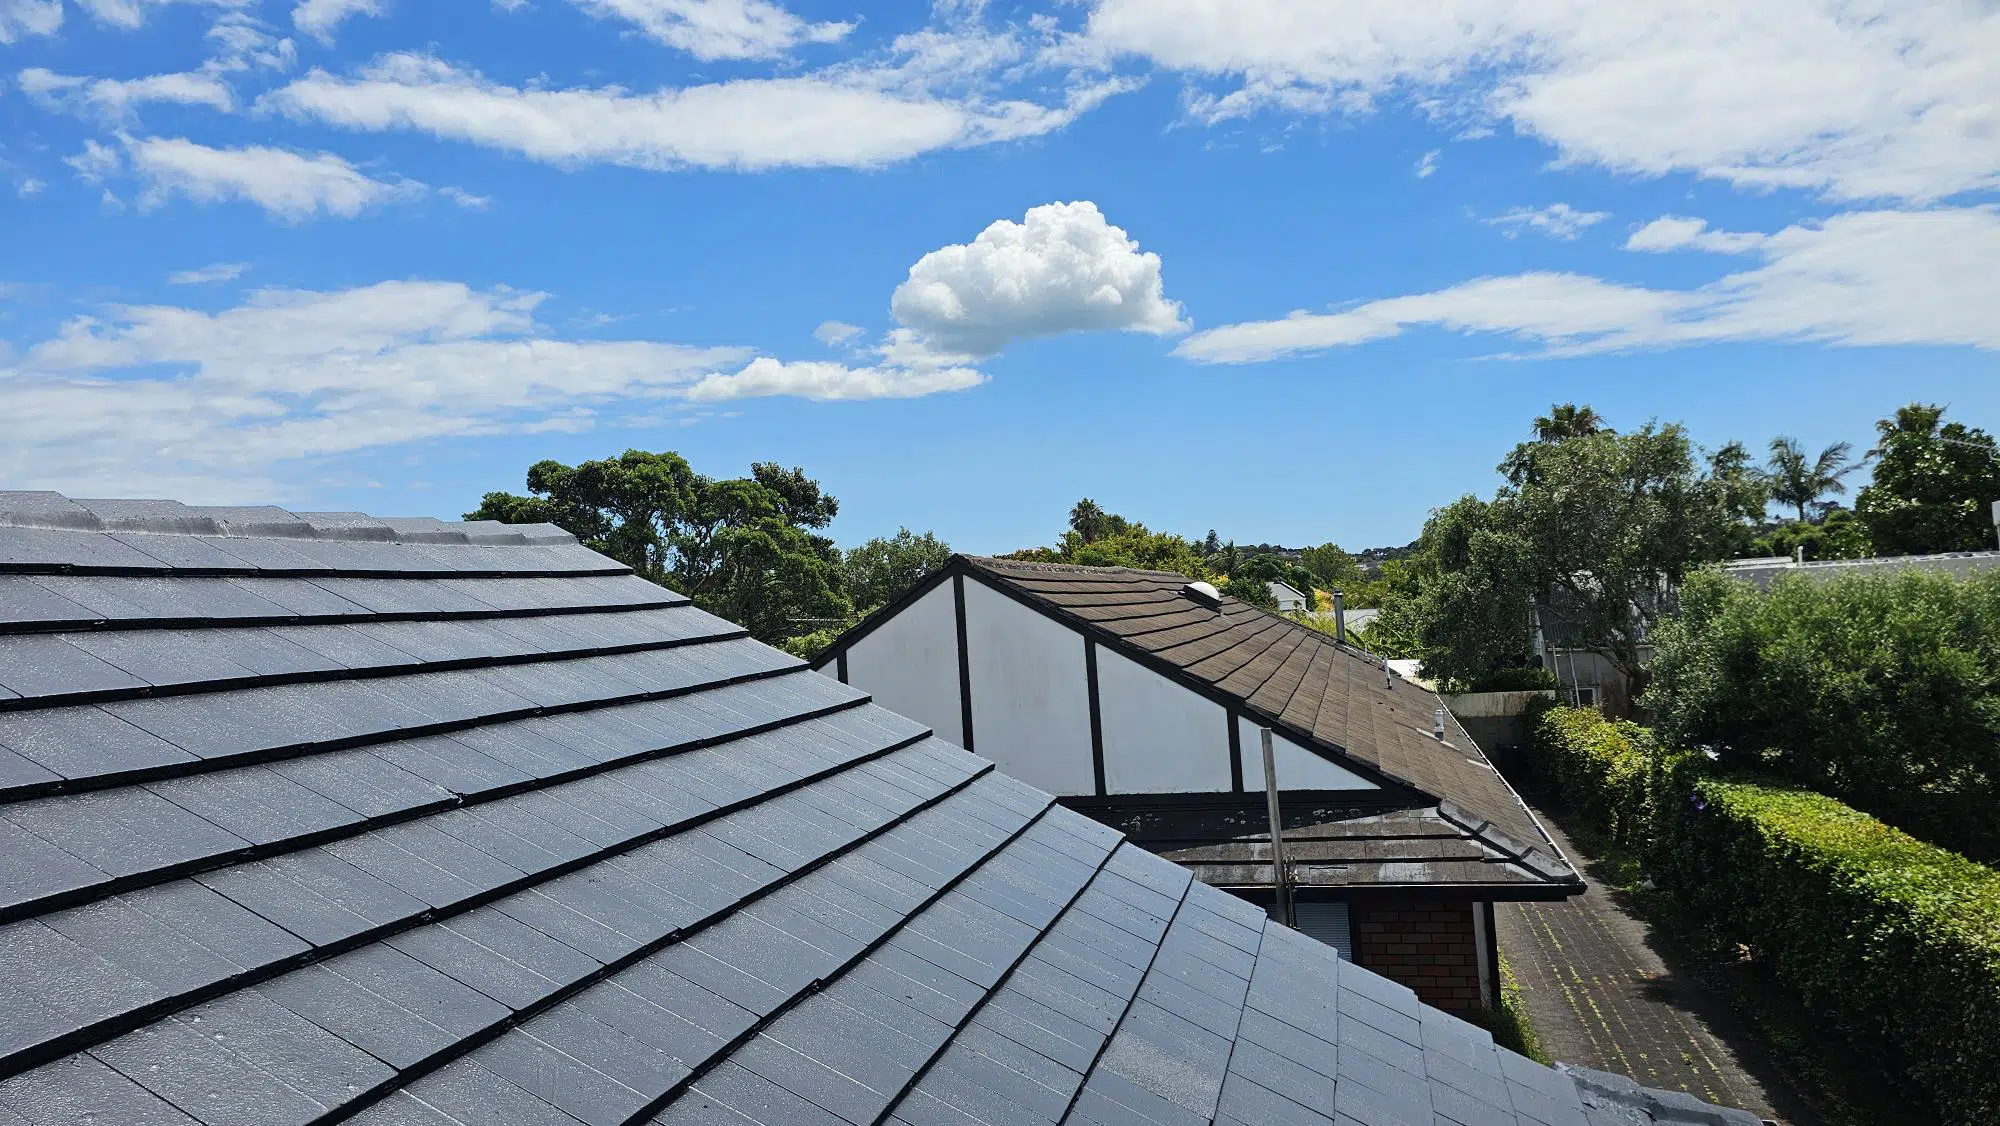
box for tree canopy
[1764,436,1857,523]
[1379,407,1758,696]
[1008,504,1214,578]
[842,528,954,615]
[467,450,848,646]
[1854,403,2000,555]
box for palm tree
[1068,498,1107,544]
[1765,436,1857,522]
[1531,403,1610,442]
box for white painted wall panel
[962,580,1095,795]
[1097,647,1231,793]
[843,580,963,745]
[1238,716,1378,791]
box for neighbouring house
[1722,548,2000,588]
[1268,580,1309,614]
[1338,605,1382,636]
[0,492,1758,1126]
[811,556,1585,1016]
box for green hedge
[1530,706,2000,1124]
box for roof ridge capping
[1561,1063,1771,1125]
[0,492,575,545]
[963,554,1191,580]
[1437,799,1579,883]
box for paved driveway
[1496,807,1806,1124]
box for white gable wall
[963,579,1096,795]
[837,567,1382,797]
[1096,645,1232,793]
[843,579,963,745]
[1238,716,1377,791]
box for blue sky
[2,0,1996,554]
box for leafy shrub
[1525,704,1682,854]
[1647,567,2000,862]
[1531,706,2000,1123]
[1663,779,2000,1125]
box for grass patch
[1489,954,1550,1065]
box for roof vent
[1182,580,1223,608]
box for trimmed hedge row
[1528,705,2000,1124]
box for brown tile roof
[964,556,1576,889]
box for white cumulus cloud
[890,200,1185,358]
[1625,216,1768,254]
[572,0,851,61]
[1076,0,2000,203]
[1176,207,2000,363]
[168,261,249,284]
[125,136,420,219]
[1485,202,1608,241]
[292,0,383,44]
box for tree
[1747,507,1870,561]
[1389,418,1755,701]
[1506,402,1613,484]
[1201,529,1222,556]
[1225,574,1280,610]
[1854,403,2000,555]
[1008,503,1214,579]
[468,450,848,645]
[1531,403,1610,442]
[1297,542,1364,591]
[1370,497,1538,688]
[842,529,953,614]
[1708,440,1770,558]
[1069,499,1108,544]
[1764,436,1857,522]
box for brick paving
[1497,804,1809,1125]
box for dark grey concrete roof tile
[1330,1067,1433,1126]
[684,1060,851,1126]
[253,967,455,1071]
[0,704,195,781]
[2,787,251,878]
[0,1052,201,1125]
[471,1026,652,1126]
[0,635,149,699]
[0,575,99,628]
[387,1057,589,1126]
[1215,1069,1336,1126]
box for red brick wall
[1355,897,1483,1014]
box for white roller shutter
[1293,901,1352,961]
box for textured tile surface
[0,494,1756,1126]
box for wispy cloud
[1176,207,2000,363]
[1485,202,1608,241]
[168,261,250,284]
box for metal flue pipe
[1260,727,1293,927]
